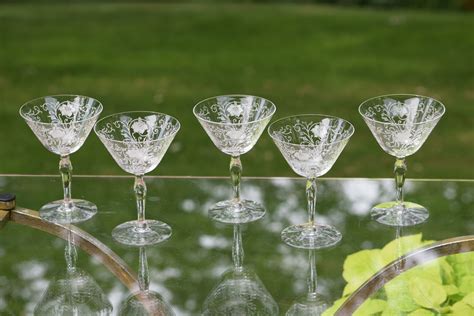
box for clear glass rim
[192,94,276,126]
[358,93,446,126]
[267,114,355,147]
[19,94,103,125]
[94,110,181,144]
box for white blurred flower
[390,104,409,117]
[226,129,245,140]
[227,103,243,116]
[294,149,312,161]
[311,119,330,138]
[131,119,149,134]
[48,126,75,144]
[48,126,65,139]
[126,148,148,162]
[394,129,412,144]
[58,101,79,117]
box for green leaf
[381,234,424,264]
[342,249,385,296]
[444,284,460,296]
[409,276,447,309]
[342,283,357,297]
[440,258,455,285]
[322,297,346,316]
[459,276,474,296]
[354,299,387,316]
[407,260,443,285]
[462,292,474,308]
[450,300,474,315]
[408,308,435,315]
[385,276,419,312]
[381,306,401,316]
[447,252,474,286]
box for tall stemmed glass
[95,111,180,246]
[19,95,103,223]
[193,95,276,224]
[268,115,354,249]
[359,94,445,226]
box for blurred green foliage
[1,0,473,11]
[0,3,473,178]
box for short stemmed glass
[268,115,354,249]
[193,95,276,224]
[359,94,445,226]
[94,111,180,246]
[19,95,103,223]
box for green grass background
[0,3,473,178]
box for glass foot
[39,199,97,224]
[281,223,342,249]
[287,293,328,316]
[371,201,429,226]
[209,199,265,224]
[112,220,172,246]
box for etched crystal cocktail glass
[359,94,445,226]
[268,115,354,249]
[95,111,180,246]
[19,95,103,223]
[193,95,276,224]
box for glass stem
[395,226,405,272]
[306,178,317,225]
[65,226,77,272]
[232,224,244,270]
[394,158,407,206]
[59,155,73,209]
[230,156,242,201]
[138,247,149,291]
[134,175,148,230]
[307,249,318,299]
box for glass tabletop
[0,175,472,315]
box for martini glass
[34,229,112,315]
[119,247,174,316]
[286,250,328,316]
[268,114,354,249]
[95,111,180,246]
[19,95,103,223]
[359,94,445,226]
[193,95,276,224]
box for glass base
[286,293,328,316]
[120,290,174,316]
[371,201,429,226]
[281,223,342,250]
[209,199,265,224]
[112,220,172,246]
[39,199,97,224]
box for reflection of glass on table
[0,176,471,315]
